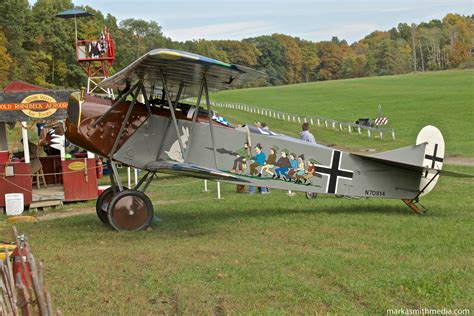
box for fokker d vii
[65,49,473,231]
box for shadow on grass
[21,198,437,239]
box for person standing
[300,123,316,144]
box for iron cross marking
[317,151,354,194]
[425,144,443,168]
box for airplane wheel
[107,190,154,232]
[305,192,318,199]
[96,187,127,225]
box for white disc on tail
[416,125,445,196]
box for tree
[244,35,286,85]
[443,14,472,66]
[273,34,303,84]
[315,41,344,80]
[298,40,319,82]
[0,29,13,87]
[213,40,259,67]
[0,0,31,79]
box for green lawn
[1,70,473,314]
[212,69,474,157]
[2,164,473,314]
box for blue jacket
[290,159,298,169]
[252,152,266,165]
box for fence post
[392,129,396,140]
[317,118,321,126]
[325,120,328,128]
[310,118,314,125]
[379,130,383,139]
[358,126,361,134]
[348,125,352,133]
[367,128,371,137]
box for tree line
[1,0,472,89]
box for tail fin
[352,125,446,197]
[416,125,445,196]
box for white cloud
[165,21,273,41]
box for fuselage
[66,93,422,200]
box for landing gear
[107,190,154,231]
[95,187,127,225]
[305,192,318,199]
[402,199,427,215]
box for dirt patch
[444,157,474,166]
[37,199,183,221]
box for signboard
[0,90,72,122]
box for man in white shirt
[299,123,316,144]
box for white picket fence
[187,99,396,141]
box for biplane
[64,48,473,231]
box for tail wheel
[96,187,127,225]
[305,192,318,199]
[107,190,154,232]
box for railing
[186,99,396,141]
[76,39,115,62]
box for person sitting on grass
[273,149,290,180]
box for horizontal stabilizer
[145,160,251,182]
[351,153,474,178]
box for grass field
[213,69,474,157]
[1,70,473,314]
[4,165,473,314]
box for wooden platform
[30,185,64,209]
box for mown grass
[2,164,473,314]
[1,70,472,314]
[212,69,474,157]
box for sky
[30,0,472,43]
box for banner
[0,90,72,122]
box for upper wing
[99,48,266,99]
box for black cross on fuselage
[316,151,353,194]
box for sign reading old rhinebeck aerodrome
[0,90,71,121]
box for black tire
[96,187,127,225]
[305,192,318,199]
[107,190,154,232]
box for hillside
[212,69,474,157]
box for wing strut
[91,81,140,128]
[203,77,219,168]
[110,83,142,156]
[160,71,186,159]
[184,77,205,161]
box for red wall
[62,158,98,201]
[0,162,33,207]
